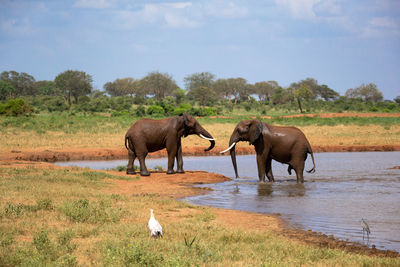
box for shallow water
[56,151,400,252]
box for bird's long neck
[150,210,154,218]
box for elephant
[125,114,215,176]
[220,119,315,183]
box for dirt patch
[107,170,231,199]
[388,166,400,170]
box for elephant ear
[183,114,189,127]
[249,120,263,145]
[182,114,190,137]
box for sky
[1,0,399,100]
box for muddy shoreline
[2,144,400,162]
[1,147,399,258]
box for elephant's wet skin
[221,119,316,183]
[125,114,215,176]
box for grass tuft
[59,198,123,223]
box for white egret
[148,209,163,238]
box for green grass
[0,165,399,266]
[197,115,400,126]
[1,113,399,135]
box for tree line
[0,69,399,116]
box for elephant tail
[125,135,135,154]
[306,145,316,174]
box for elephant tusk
[199,134,216,141]
[219,142,236,154]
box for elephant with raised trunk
[220,119,315,183]
[125,114,215,176]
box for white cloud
[114,1,249,29]
[362,16,400,38]
[0,18,34,36]
[164,13,201,28]
[274,0,321,20]
[115,2,200,29]
[74,0,116,9]
[165,2,193,9]
[369,17,398,29]
[204,1,248,19]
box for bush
[45,96,69,112]
[110,96,133,111]
[0,98,34,116]
[189,107,217,116]
[135,105,146,117]
[173,103,192,115]
[147,105,164,116]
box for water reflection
[284,183,306,197]
[232,183,240,194]
[257,183,273,196]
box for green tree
[187,86,216,106]
[291,78,318,100]
[213,78,231,100]
[227,78,251,103]
[0,80,15,100]
[271,87,293,105]
[35,81,61,96]
[395,95,400,104]
[184,72,215,92]
[345,83,383,102]
[54,70,93,106]
[255,81,279,101]
[139,71,177,101]
[316,84,339,101]
[0,71,36,97]
[172,88,186,105]
[104,77,137,97]
[294,84,314,113]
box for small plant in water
[154,165,164,171]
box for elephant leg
[126,150,136,175]
[137,153,150,176]
[135,143,150,176]
[292,160,305,183]
[256,154,267,183]
[265,158,275,182]
[166,142,177,175]
[176,142,184,174]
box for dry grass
[1,123,400,151]
[1,165,398,266]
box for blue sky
[1,0,399,99]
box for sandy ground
[1,159,399,258]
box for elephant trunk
[198,129,215,152]
[229,132,240,178]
